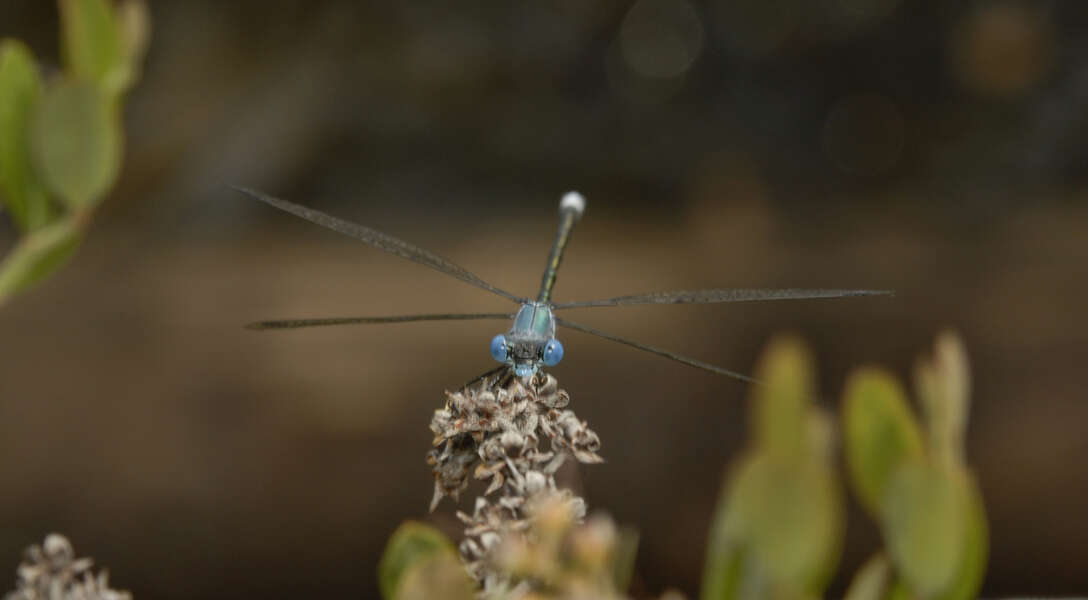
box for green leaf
[702,337,841,600]
[747,456,841,590]
[610,526,640,594]
[29,79,122,209]
[394,553,474,600]
[843,368,926,516]
[843,554,891,600]
[881,462,968,598]
[0,39,52,231]
[60,0,129,91]
[378,521,459,600]
[703,448,842,600]
[915,332,971,466]
[752,336,814,459]
[0,212,84,304]
[886,579,914,600]
[699,515,745,600]
[933,474,988,600]
[116,0,150,75]
[713,453,841,594]
[701,459,749,600]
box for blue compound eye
[542,339,564,367]
[490,334,509,362]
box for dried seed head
[570,515,619,570]
[427,373,604,593]
[5,534,130,600]
[41,535,74,564]
[427,374,601,514]
[482,491,643,599]
[524,471,547,495]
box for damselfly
[235,188,890,386]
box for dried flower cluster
[427,373,604,589]
[4,534,130,600]
[484,494,687,600]
[487,493,624,599]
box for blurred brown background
[1,1,1085,598]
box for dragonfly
[234,187,890,386]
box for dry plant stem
[427,373,603,589]
[4,534,130,600]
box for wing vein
[552,288,892,310]
[233,186,525,303]
[248,312,514,330]
[555,318,759,384]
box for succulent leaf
[59,0,128,91]
[610,526,640,594]
[881,462,968,597]
[29,79,121,209]
[0,211,84,303]
[702,337,841,600]
[933,473,988,600]
[844,554,892,600]
[700,523,746,600]
[915,332,971,466]
[394,553,474,600]
[741,455,841,590]
[378,521,460,600]
[0,39,51,230]
[752,335,813,459]
[843,368,926,515]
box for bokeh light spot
[619,0,705,80]
[950,2,1055,97]
[822,93,905,176]
[817,0,902,35]
[711,0,801,57]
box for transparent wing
[555,318,759,384]
[456,365,509,393]
[552,288,892,310]
[233,186,525,303]
[247,312,514,330]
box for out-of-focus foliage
[701,336,843,600]
[843,332,988,600]
[394,553,474,600]
[842,554,892,600]
[696,332,985,600]
[0,0,147,306]
[843,370,925,516]
[30,79,121,209]
[379,494,653,600]
[0,40,47,231]
[488,495,641,599]
[384,333,987,599]
[0,212,84,298]
[377,521,468,600]
[61,0,126,91]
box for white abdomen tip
[560,191,586,217]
